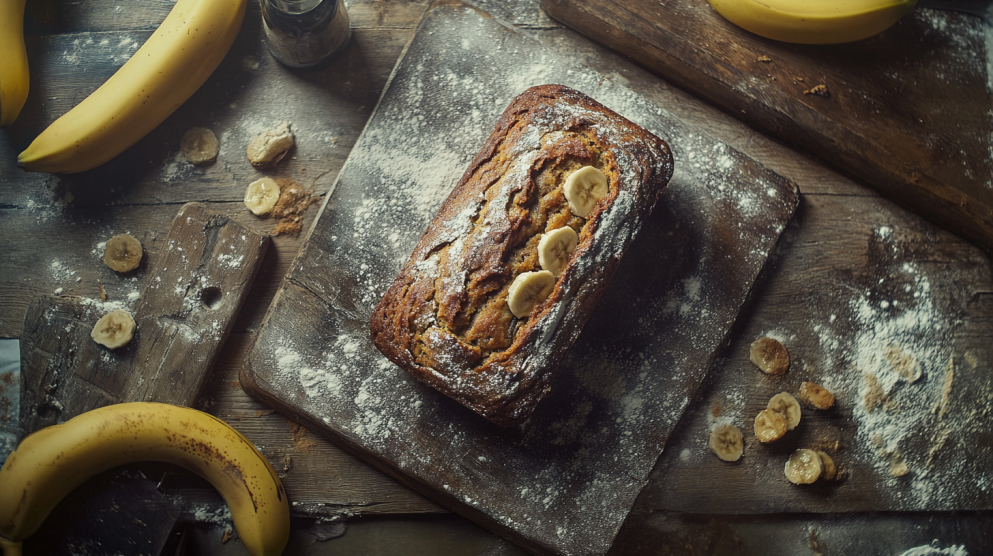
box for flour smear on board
[810,226,990,508]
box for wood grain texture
[541,0,993,253]
[639,192,993,514]
[19,203,268,433]
[3,0,993,550]
[609,510,993,556]
[0,0,440,518]
[242,4,798,555]
[199,332,445,515]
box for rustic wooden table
[2,0,992,554]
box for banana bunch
[707,0,918,44]
[0,0,29,125]
[0,402,290,556]
[17,0,246,173]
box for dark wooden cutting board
[242,4,797,555]
[541,0,993,253]
[20,203,268,432]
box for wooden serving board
[20,203,268,432]
[541,0,993,253]
[242,4,797,555]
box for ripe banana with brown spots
[0,0,29,126]
[17,0,246,173]
[0,402,289,556]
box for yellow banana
[17,0,246,173]
[0,0,29,126]
[707,0,918,44]
[0,402,290,556]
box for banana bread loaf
[370,84,674,426]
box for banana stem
[0,537,22,556]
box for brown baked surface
[370,84,674,426]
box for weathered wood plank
[541,0,993,253]
[19,203,268,433]
[22,0,430,34]
[638,192,993,514]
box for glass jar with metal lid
[261,0,351,68]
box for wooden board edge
[239,359,562,556]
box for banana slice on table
[563,165,608,217]
[785,448,823,484]
[709,424,744,462]
[247,121,294,165]
[817,450,837,480]
[244,177,281,216]
[753,408,787,443]
[537,226,578,276]
[180,127,219,165]
[103,234,143,272]
[749,336,789,374]
[91,310,136,349]
[507,270,555,318]
[768,392,802,430]
[798,381,835,410]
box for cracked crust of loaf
[370,84,674,426]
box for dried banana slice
[785,448,823,484]
[768,392,802,430]
[563,165,608,217]
[537,226,578,276]
[244,177,281,215]
[103,234,143,273]
[749,336,789,375]
[709,424,744,462]
[817,450,837,480]
[180,127,219,165]
[91,310,136,349]
[798,381,835,410]
[753,408,787,443]
[247,121,294,165]
[507,270,555,318]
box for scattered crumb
[220,528,234,544]
[271,179,320,236]
[803,84,830,98]
[889,453,909,477]
[884,345,921,382]
[757,55,772,63]
[808,526,825,556]
[99,282,107,302]
[808,438,841,453]
[290,421,318,452]
[926,429,951,469]
[863,373,886,413]
[932,356,954,419]
[872,433,885,450]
